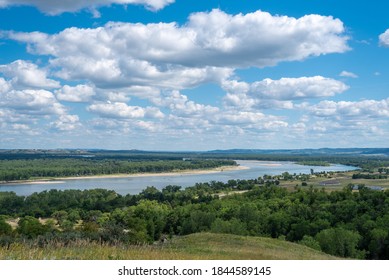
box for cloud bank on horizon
[1,1,389,150]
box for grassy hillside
[0,232,339,260]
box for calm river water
[0,160,357,196]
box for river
[0,160,357,196]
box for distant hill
[206,148,389,157]
[1,148,388,160]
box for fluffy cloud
[0,109,28,127]
[309,98,389,118]
[87,102,164,119]
[0,77,11,93]
[216,111,288,129]
[96,88,290,134]
[339,71,358,78]
[110,86,160,100]
[0,74,79,134]
[0,60,60,89]
[165,115,210,131]
[11,123,31,130]
[56,84,95,102]
[1,89,65,115]
[186,10,349,67]
[89,117,161,133]
[223,76,348,109]
[0,65,63,116]
[8,9,348,89]
[153,91,288,131]
[379,29,389,47]
[0,0,175,15]
[150,90,219,117]
[249,76,347,99]
[301,98,389,142]
[51,114,81,131]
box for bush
[298,235,321,251]
[0,219,12,236]
[17,216,50,238]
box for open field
[279,171,389,192]
[0,232,339,260]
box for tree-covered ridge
[0,180,389,259]
[0,159,236,181]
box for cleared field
[279,171,389,192]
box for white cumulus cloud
[1,89,66,115]
[185,10,349,67]
[56,84,95,102]
[223,76,348,109]
[150,90,219,117]
[309,98,389,118]
[87,102,164,119]
[0,60,60,89]
[216,111,288,128]
[7,9,349,90]
[0,77,11,93]
[379,29,389,47]
[51,114,81,131]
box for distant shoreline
[0,165,249,186]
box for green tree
[132,200,171,241]
[0,219,12,236]
[368,228,388,259]
[17,216,49,238]
[298,235,321,251]
[315,228,364,258]
[52,210,68,225]
[267,211,289,238]
[67,209,81,223]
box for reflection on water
[0,160,357,196]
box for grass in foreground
[0,233,339,260]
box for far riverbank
[0,165,249,186]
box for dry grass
[164,233,339,260]
[0,233,338,260]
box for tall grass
[0,233,339,260]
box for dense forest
[1,179,389,259]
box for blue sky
[0,0,389,150]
